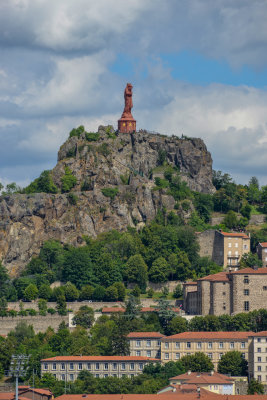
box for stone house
[197,230,250,267]
[183,267,267,316]
[256,242,267,267]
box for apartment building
[41,356,159,380]
[248,331,267,384]
[183,267,267,316]
[160,331,253,373]
[127,332,165,359]
[256,242,267,267]
[197,230,250,267]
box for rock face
[0,127,215,274]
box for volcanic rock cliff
[0,126,214,274]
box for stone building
[197,230,250,267]
[160,331,253,374]
[127,332,164,359]
[257,242,267,267]
[183,267,267,316]
[41,356,158,380]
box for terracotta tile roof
[169,371,234,385]
[198,271,229,282]
[231,267,267,274]
[41,356,158,362]
[127,332,165,338]
[20,388,52,396]
[219,231,249,239]
[249,331,267,337]
[258,242,267,247]
[0,395,29,400]
[163,331,253,341]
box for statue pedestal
[118,117,136,133]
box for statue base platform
[118,117,136,133]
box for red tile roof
[41,356,158,362]
[198,271,229,282]
[169,371,234,385]
[220,231,249,239]
[20,388,52,396]
[55,394,267,400]
[259,242,267,247]
[163,331,253,341]
[231,267,267,274]
[127,332,165,338]
[249,331,267,337]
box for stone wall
[0,314,69,335]
[127,281,181,291]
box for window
[52,363,56,370]
[175,342,180,349]
[112,363,117,370]
[61,363,65,370]
[95,374,99,378]
[69,374,74,381]
[157,341,161,346]
[165,353,169,360]
[69,363,74,370]
[235,243,238,247]
[61,374,65,381]
[244,301,250,311]
[95,363,100,370]
[78,363,82,370]
[112,374,117,378]
[197,342,202,349]
[104,374,108,378]
[165,342,169,349]
[258,338,262,342]
[130,363,134,370]
[146,340,151,347]
[136,350,141,356]
[258,366,262,371]
[230,342,234,349]
[53,374,56,379]
[186,342,191,349]
[136,340,141,347]
[242,353,245,359]
[219,353,223,359]
[228,251,232,256]
[219,342,224,349]
[258,357,262,362]
[176,353,180,359]
[223,292,226,295]
[244,289,249,296]
[228,243,232,248]
[87,363,91,370]
[104,363,108,370]
[257,375,261,381]
[146,351,151,357]
[208,353,212,359]
[257,348,261,353]
[241,342,245,349]
[121,363,126,370]
[208,342,212,349]
[139,363,143,370]
[44,363,48,370]
[244,245,248,250]
[244,276,249,283]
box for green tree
[240,252,262,268]
[149,257,169,283]
[124,254,148,292]
[240,204,252,220]
[0,297,7,317]
[23,283,38,301]
[223,210,239,229]
[173,284,183,298]
[124,294,141,320]
[112,282,126,301]
[38,299,47,315]
[247,378,264,395]
[56,293,67,315]
[110,315,130,356]
[154,299,177,332]
[24,170,58,194]
[63,282,80,301]
[167,316,188,335]
[62,248,95,288]
[72,306,94,329]
[92,285,106,301]
[218,351,248,376]
[38,284,53,300]
[61,166,77,192]
[8,321,35,344]
[105,286,118,301]
[181,352,214,372]
[80,285,94,300]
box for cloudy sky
[1,0,267,187]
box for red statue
[118,83,136,133]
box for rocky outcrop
[0,127,214,274]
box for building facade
[197,230,250,267]
[160,331,253,374]
[41,356,158,381]
[257,242,267,267]
[248,331,267,384]
[183,267,267,316]
[127,332,164,359]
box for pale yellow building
[248,331,267,384]
[127,332,164,359]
